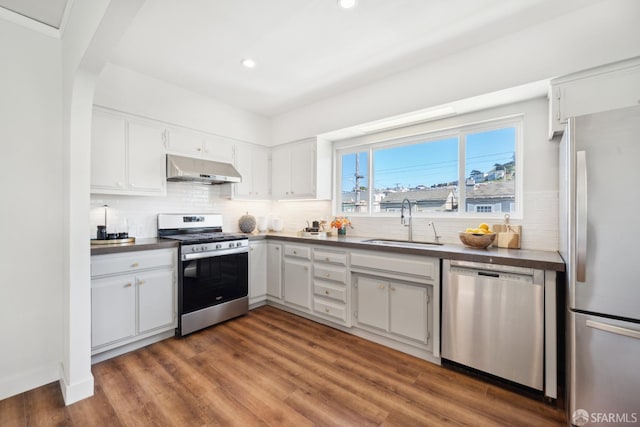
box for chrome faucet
[428,221,441,244]
[400,198,413,241]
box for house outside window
[336,116,522,218]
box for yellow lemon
[479,223,490,231]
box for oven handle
[182,246,248,261]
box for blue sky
[341,127,515,191]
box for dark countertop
[90,237,179,255]
[90,233,564,272]
[249,232,565,272]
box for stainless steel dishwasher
[441,259,544,390]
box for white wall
[95,63,272,146]
[272,0,640,144]
[339,97,559,251]
[0,18,63,400]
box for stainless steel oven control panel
[180,239,248,260]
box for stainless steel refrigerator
[559,105,640,426]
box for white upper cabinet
[91,108,166,196]
[128,121,166,193]
[233,142,270,199]
[91,111,127,191]
[166,128,234,163]
[271,137,332,200]
[549,57,640,139]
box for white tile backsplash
[90,182,332,238]
[91,186,557,251]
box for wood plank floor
[1,306,566,426]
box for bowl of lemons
[459,223,496,249]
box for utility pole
[354,153,365,212]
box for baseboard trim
[0,363,58,401]
[58,363,94,406]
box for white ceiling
[110,0,600,117]
[2,0,602,118]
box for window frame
[334,115,523,219]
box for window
[336,117,521,217]
[464,127,516,214]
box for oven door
[179,248,248,315]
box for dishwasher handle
[478,271,500,278]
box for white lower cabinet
[389,281,429,343]
[354,275,432,346]
[266,242,283,299]
[352,250,438,351]
[138,269,176,334]
[249,241,268,305]
[91,248,177,359]
[91,275,136,347]
[283,257,312,310]
[312,248,349,325]
[355,276,388,331]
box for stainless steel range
[158,213,248,336]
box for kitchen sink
[362,238,443,249]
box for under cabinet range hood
[166,154,242,185]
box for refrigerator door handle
[576,150,587,283]
[586,319,640,340]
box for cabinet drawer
[313,299,347,322]
[313,249,347,265]
[284,245,311,260]
[314,264,347,284]
[314,281,347,303]
[351,251,437,281]
[91,249,175,277]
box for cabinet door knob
[131,262,139,267]
[138,279,146,285]
[379,284,385,290]
[275,247,280,251]
[325,308,330,313]
[324,290,329,295]
[325,257,330,262]
[325,273,330,278]
[390,287,396,291]
[124,283,132,288]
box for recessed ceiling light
[241,58,256,69]
[338,0,358,10]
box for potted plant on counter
[331,216,352,236]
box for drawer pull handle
[124,283,132,288]
[138,280,146,285]
[325,290,330,295]
[390,287,396,291]
[379,285,385,290]
[131,262,139,267]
